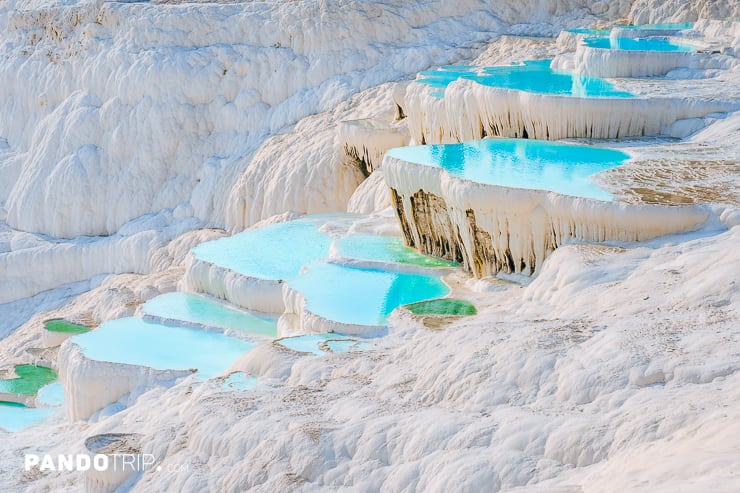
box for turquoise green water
[406,299,478,316]
[386,138,629,201]
[73,318,253,379]
[192,217,334,281]
[276,333,370,355]
[418,60,633,98]
[0,365,57,395]
[0,402,55,432]
[289,263,450,326]
[337,235,456,268]
[44,319,90,334]
[142,292,277,337]
[583,37,696,52]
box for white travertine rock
[403,78,737,144]
[569,43,699,78]
[57,339,191,421]
[338,118,409,176]
[347,170,393,214]
[279,283,385,337]
[383,155,709,277]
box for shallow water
[583,37,696,52]
[386,138,629,201]
[276,333,370,355]
[221,372,257,391]
[336,235,456,268]
[73,318,253,379]
[36,382,65,406]
[192,217,332,280]
[0,402,55,432]
[142,292,277,337]
[289,263,450,326]
[418,60,633,98]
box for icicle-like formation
[383,156,709,278]
[338,118,409,176]
[404,79,737,144]
[570,44,698,78]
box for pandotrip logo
[25,454,158,473]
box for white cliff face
[0,0,630,239]
[628,0,740,24]
[0,213,198,304]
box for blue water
[0,402,55,432]
[73,318,253,379]
[289,263,450,326]
[276,333,370,355]
[386,138,629,201]
[583,37,696,52]
[142,292,277,337]
[192,217,333,281]
[36,382,65,407]
[221,372,257,391]
[417,60,633,98]
[336,235,456,268]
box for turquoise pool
[73,318,253,379]
[36,382,65,407]
[0,402,54,432]
[192,217,334,281]
[417,60,633,98]
[276,333,371,355]
[142,292,277,337]
[583,37,696,52]
[386,138,630,201]
[336,235,456,268]
[289,263,449,326]
[221,372,257,391]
